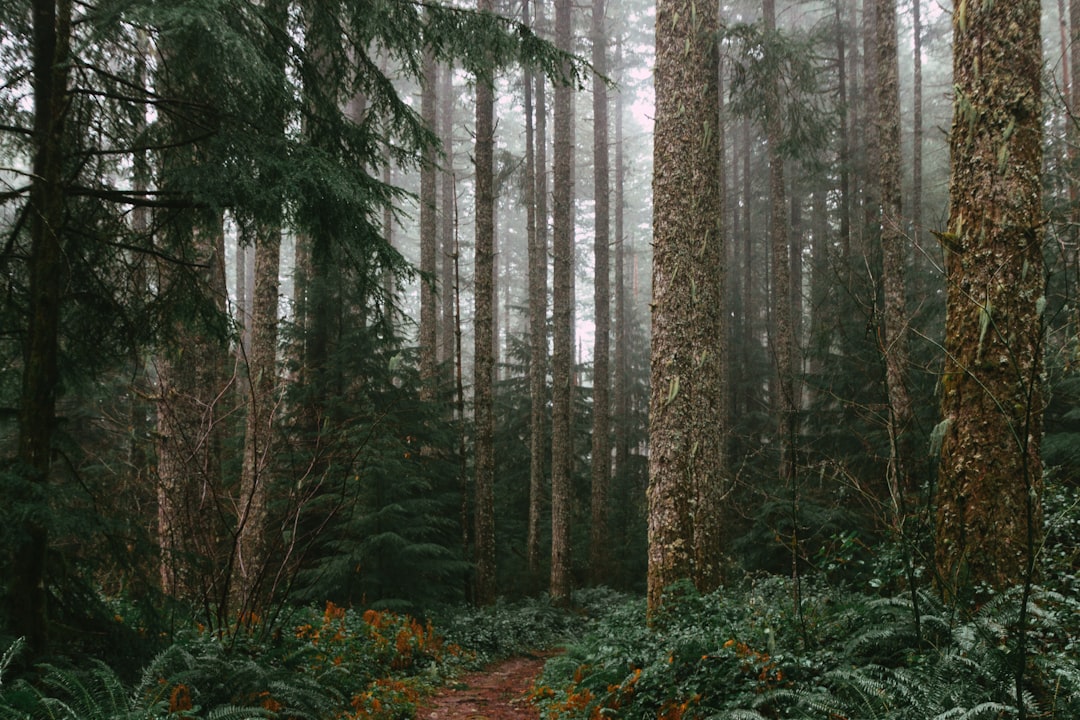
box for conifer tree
[589,0,611,586]
[550,0,576,605]
[935,0,1045,599]
[648,0,725,613]
[473,0,498,607]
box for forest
[1,0,1079,718]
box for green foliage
[0,601,471,720]
[434,591,614,666]
[723,22,833,164]
[535,582,1080,720]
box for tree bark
[589,0,611,586]
[473,0,497,606]
[648,0,726,614]
[11,0,73,656]
[525,0,549,584]
[550,0,575,606]
[612,35,629,564]
[875,0,914,515]
[440,65,457,371]
[935,0,1045,600]
[764,0,797,485]
[420,46,439,396]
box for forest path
[420,652,551,720]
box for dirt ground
[419,653,550,720]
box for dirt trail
[420,653,550,720]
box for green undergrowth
[435,587,627,666]
[0,592,613,720]
[534,579,1080,720]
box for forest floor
[419,652,553,720]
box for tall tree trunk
[236,0,287,617]
[648,0,725,614]
[837,0,852,267]
[420,46,439,396]
[156,217,230,621]
[612,34,629,563]
[550,0,575,605]
[764,0,797,485]
[440,65,457,370]
[875,0,914,515]
[473,0,497,606]
[12,0,73,657]
[935,0,1044,600]
[525,0,549,583]
[237,225,281,614]
[589,0,611,586]
[911,0,923,248]
[742,118,756,419]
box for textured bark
[875,0,914,512]
[861,0,878,259]
[156,219,230,613]
[612,36,629,538]
[236,0,287,614]
[473,0,497,606]
[440,65,456,370]
[589,0,611,586]
[741,119,755,418]
[912,0,923,246]
[837,0,852,266]
[550,0,575,605]
[763,0,796,484]
[525,0,549,583]
[11,0,73,656]
[648,0,725,614]
[420,47,439,396]
[935,2,1045,599]
[237,226,281,612]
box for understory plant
[534,580,1080,720]
[0,601,466,720]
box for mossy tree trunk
[935,1,1045,600]
[647,0,726,615]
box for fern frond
[706,709,769,719]
[0,640,24,688]
[932,701,1017,719]
[204,705,267,720]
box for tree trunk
[420,46,439,396]
[875,0,914,515]
[612,35,629,566]
[589,0,611,586]
[440,64,456,371]
[648,0,725,614]
[525,0,549,584]
[473,0,497,606]
[911,0,923,248]
[11,0,73,657]
[550,0,575,606]
[935,0,1044,600]
[764,0,797,485]
[236,0,287,616]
